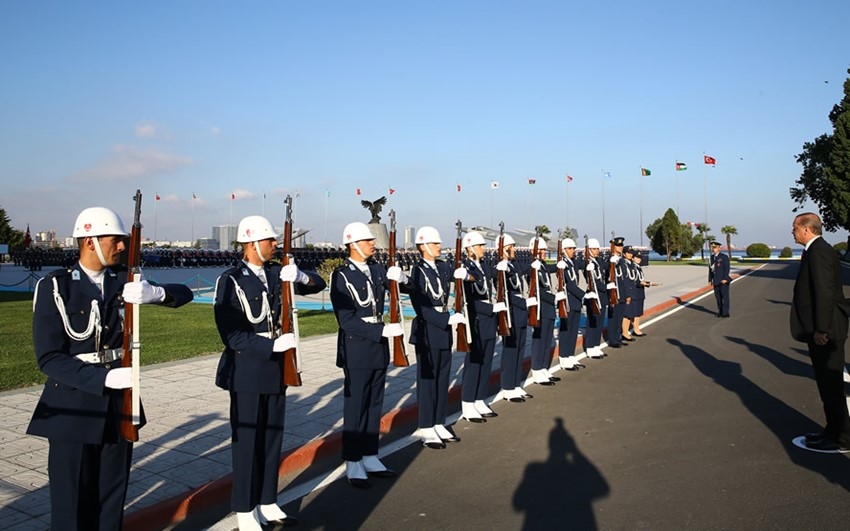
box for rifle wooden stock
[454,222,470,352]
[496,229,511,337]
[608,242,619,306]
[556,256,568,319]
[388,211,409,367]
[584,242,602,316]
[120,190,142,443]
[281,197,302,387]
[528,237,540,327]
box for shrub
[746,243,771,258]
[779,246,792,258]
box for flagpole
[324,191,329,243]
[230,193,233,229]
[525,180,530,229]
[676,162,681,218]
[601,170,606,241]
[154,196,158,244]
[565,176,570,232]
[262,191,265,218]
[191,194,195,245]
[491,185,495,229]
[703,153,709,262]
[639,166,644,247]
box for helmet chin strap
[92,237,108,267]
[351,241,367,260]
[253,241,268,263]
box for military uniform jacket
[588,256,609,304]
[504,261,529,330]
[331,259,392,370]
[559,257,586,312]
[632,263,647,301]
[527,262,556,321]
[461,258,498,341]
[28,264,193,444]
[214,260,325,394]
[408,258,453,350]
[708,252,731,285]
[617,259,637,300]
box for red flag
[356,188,361,196]
[704,155,716,165]
[231,193,235,200]
[528,178,536,185]
[457,183,462,192]
[566,175,573,183]
[389,188,396,195]
[155,194,161,201]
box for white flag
[490,181,500,189]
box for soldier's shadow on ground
[512,417,609,531]
[682,301,719,316]
[668,338,850,492]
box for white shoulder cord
[48,277,102,350]
[338,269,376,309]
[229,275,272,326]
[508,265,521,290]
[627,263,637,280]
[418,264,444,301]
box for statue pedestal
[368,223,389,250]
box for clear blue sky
[2,1,849,249]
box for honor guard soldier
[495,234,531,402]
[606,237,628,349]
[708,240,731,317]
[455,231,506,422]
[330,222,407,487]
[556,238,587,370]
[408,227,463,448]
[214,215,325,530]
[527,236,560,385]
[625,247,650,337]
[583,238,608,359]
[28,207,193,531]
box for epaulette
[46,268,72,279]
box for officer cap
[623,245,635,254]
[709,240,721,247]
[610,236,625,246]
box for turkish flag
[389,188,396,195]
[704,155,716,165]
[155,194,161,200]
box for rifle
[583,235,601,316]
[280,195,302,387]
[496,221,512,337]
[527,232,541,327]
[608,240,619,306]
[388,210,409,367]
[120,190,142,442]
[453,220,471,352]
[556,246,568,319]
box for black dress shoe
[561,366,580,371]
[575,363,586,368]
[805,430,826,443]
[366,468,397,478]
[621,336,636,342]
[632,332,646,337]
[535,380,555,386]
[721,314,730,318]
[440,426,461,442]
[805,438,850,452]
[348,477,371,489]
[549,375,562,382]
[424,441,447,450]
[522,393,534,399]
[480,411,498,418]
[462,416,487,423]
[508,396,525,403]
[265,515,299,527]
[609,343,622,349]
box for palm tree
[721,225,738,259]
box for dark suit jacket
[790,236,850,342]
[408,259,452,350]
[709,252,731,285]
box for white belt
[257,331,281,339]
[433,307,445,313]
[361,316,382,323]
[76,348,123,364]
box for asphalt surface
[266,263,850,531]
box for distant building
[404,226,416,249]
[212,225,238,251]
[197,238,219,250]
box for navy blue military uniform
[500,261,529,392]
[583,253,609,352]
[607,239,627,347]
[28,264,192,531]
[461,257,498,403]
[623,254,643,320]
[557,255,586,361]
[214,260,325,514]
[330,258,397,461]
[408,258,453,429]
[528,262,556,373]
[709,246,732,317]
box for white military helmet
[528,236,548,250]
[415,226,442,244]
[342,222,375,244]
[463,231,486,248]
[73,207,129,238]
[587,238,601,249]
[502,234,516,246]
[237,215,278,243]
[561,237,577,249]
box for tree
[693,222,713,261]
[721,225,738,259]
[534,225,551,239]
[646,208,684,261]
[0,205,25,249]
[791,67,850,232]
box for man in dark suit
[790,212,850,451]
[708,240,732,317]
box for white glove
[280,264,310,284]
[104,367,133,389]
[526,297,538,307]
[530,259,541,270]
[556,260,567,270]
[273,333,297,352]
[122,279,165,304]
[496,259,509,272]
[387,266,408,283]
[492,302,507,312]
[583,291,598,300]
[610,255,621,264]
[448,313,466,325]
[453,267,468,280]
[585,262,596,272]
[382,322,404,337]
[606,282,616,290]
[555,292,567,302]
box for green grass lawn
[0,293,339,392]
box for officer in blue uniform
[556,238,587,370]
[606,237,629,349]
[624,247,651,337]
[527,236,560,385]
[583,238,608,359]
[455,231,507,422]
[408,227,464,448]
[494,234,531,402]
[708,240,732,317]
[214,215,325,530]
[28,206,193,531]
[330,222,406,488]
